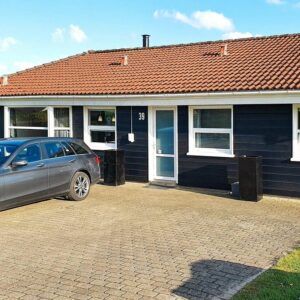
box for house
[0,33,300,197]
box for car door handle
[68,159,76,163]
[36,163,45,168]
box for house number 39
[138,112,145,121]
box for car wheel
[68,172,90,201]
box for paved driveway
[0,183,299,300]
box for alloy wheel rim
[74,176,89,198]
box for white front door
[152,107,177,181]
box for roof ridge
[88,32,300,54]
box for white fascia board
[0,90,300,106]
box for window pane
[69,142,88,154]
[54,108,70,128]
[54,130,70,137]
[61,142,75,156]
[14,144,41,163]
[10,129,48,138]
[193,109,231,129]
[10,107,47,127]
[195,133,230,149]
[91,131,115,143]
[89,110,115,126]
[156,110,174,155]
[45,142,65,158]
[0,144,18,165]
[156,157,174,178]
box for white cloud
[13,61,35,71]
[52,28,65,42]
[69,24,87,43]
[154,9,234,32]
[0,37,17,52]
[222,31,262,39]
[266,0,285,4]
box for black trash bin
[239,156,263,201]
[104,150,125,186]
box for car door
[42,141,77,195]
[2,143,49,205]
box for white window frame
[187,105,234,158]
[48,106,73,138]
[4,106,73,138]
[291,104,300,161]
[84,107,117,150]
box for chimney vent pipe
[2,75,8,86]
[142,34,150,48]
[220,44,228,56]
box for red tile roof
[0,34,300,97]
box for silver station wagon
[0,138,101,211]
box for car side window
[14,144,41,163]
[45,142,65,159]
[69,142,89,154]
[61,142,75,156]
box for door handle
[68,159,76,163]
[36,163,45,168]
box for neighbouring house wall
[178,106,237,190]
[117,106,148,182]
[0,106,4,138]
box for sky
[0,0,300,75]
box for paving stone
[0,183,299,300]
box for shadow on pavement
[172,259,262,300]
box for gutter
[0,90,300,100]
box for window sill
[290,157,300,162]
[86,142,116,151]
[186,152,235,158]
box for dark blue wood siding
[117,106,148,182]
[234,104,300,197]
[178,104,300,197]
[0,106,4,138]
[72,106,84,139]
[178,106,237,190]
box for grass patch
[232,247,300,300]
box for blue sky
[0,0,299,75]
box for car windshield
[0,144,18,165]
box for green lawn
[232,248,300,300]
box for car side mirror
[11,160,28,168]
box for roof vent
[220,44,228,56]
[2,75,8,86]
[122,55,128,66]
[142,34,150,48]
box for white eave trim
[0,90,300,106]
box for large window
[9,107,48,137]
[188,106,233,157]
[5,107,72,138]
[84,107,116,150]
[292,105,300,161]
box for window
[69,142,89,154]
[188,106,233,157]
[61,142,75,156]
[84,108,116,150]
[9,107,48,137]
[45,142,65,159]
[54,108,71,137]
[292,105,300,161]
[0,143,18,165]
[14,144,41,163]
[5,106,72,138]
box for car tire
[68,172,91,201]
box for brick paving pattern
[0,182,299,300]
